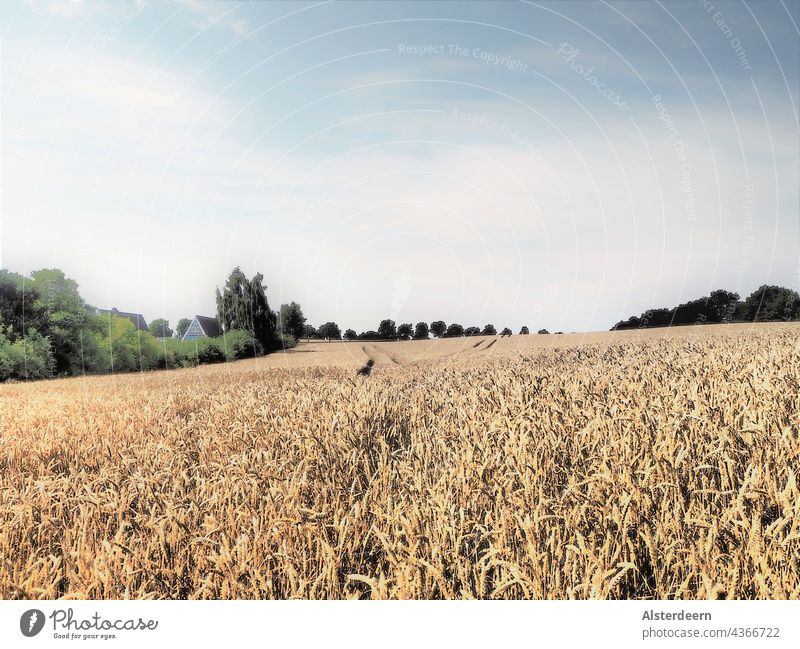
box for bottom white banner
[1,600,797,648]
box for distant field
[1,323,798,599]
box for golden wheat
[1,323,798,599]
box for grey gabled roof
[195,315,221,338]
[96,308,148,331]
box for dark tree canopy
[519,326,530,334]
[612,285,799,330]
[737,285,800,322]
[397,323,413,340]
[430,321,446,338]
[464,326,480,336]
[343,328,357,340]
[378,319,397,340]
[302,324,318,339]
[538,328,549,334]
[215,267,278,350]
[500,327,512,336]
[708,290,740,322]
[482,324,497,335]
[278,302,306,340]
[0,269,49,341]
[317,322,342,340]
[445,323,464,337]
[413,322,429,339]
[358,330,380,340]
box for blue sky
[2,0,798,333]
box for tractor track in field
[445,338,486,357]
[365,344,401,366]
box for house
[96,307,148,331]
[182,315,222,341]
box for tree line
[611,285,800,330]
[4,264,797,382]
[293,319,541,341]
[0,266,285,381]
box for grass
[0,323,798,599]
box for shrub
[93,316,161,373]
[156,338,197,370]
[0,334,12,380]
[194,338,226,364]
[152,332,267,369]
[278,333,297,350]
[221,329,264,360]
[0,330,54,380]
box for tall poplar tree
[216,267,278,350]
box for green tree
[519,326,529,334]
[378,319,396,339]
[79,314,112,374]
[445,323,464,337]
[482,324,497,335]
[318,322,342,340]
[29,268,94,375]
[464,326,480,336]
[707,289,740,322]
[216,267,278,350]
[430,321,446,338]
[500,327,512,336]
[397,323,413,340]
[0,329,54,380]
[176,318,192,339]
[278,302,306,340]
[0,269,48,341]
[343,328,357,340]
[95,315,160,373]
[302,324,318,340]
[737,285,800,322]
[413,322,429,339]
[538,328,549,334]
[148,318,173,338]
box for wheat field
[1,323,798,599]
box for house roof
[195,315,221,338]
[96,307,148,331]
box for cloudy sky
[2,0,798,333]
